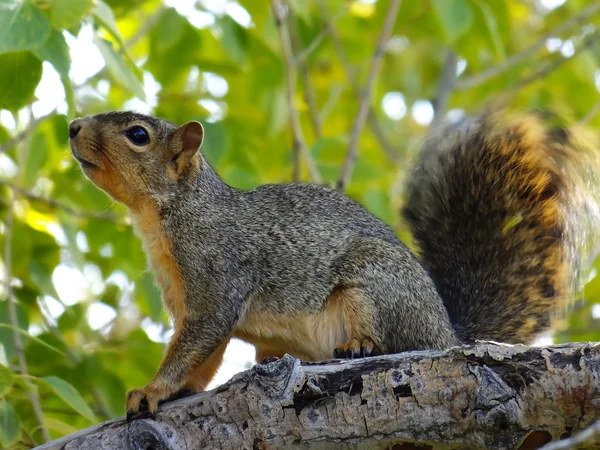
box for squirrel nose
[69,120,82,139]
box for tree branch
[122,5,167,51]
[0,181,124,224]
[430,49,457,130]
[288,10,323,139]
[579,97,600,126]
[337,0,402,191]
[271,0,322,183]
[0,111,57,155]
[541,420,600,450]
[4,192,50,443]
[511,30,600,91]
[318,0,400,163]
[577,98,600,127]
[455,1,600,90]
[34,343,600,449]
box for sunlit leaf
[44,417,78,435]
[0,51,43,111]
[0,0,51,53]
[0,400,20,447]
[92,0,125,47]
[432,0,474,43]
[33,27,71,77]
[46,0,94,30]
[42,376,96,423]
[93,35,145,100]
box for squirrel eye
[125,126,150,146]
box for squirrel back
[403,113,598,344]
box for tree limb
[337,0,402,191]
[0,181,124,224]
[430,49,457,130]
[5,192,50,442]
[271,0,322,183]
[579,98,600,127]
[455,1,600,90]
[0,111,57,155]
[541,420,600,450]
[318,0,401,163]
[288,10,323,139]
[33,342,600,449]
[511,30,600,91]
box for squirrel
[68,110,596,420]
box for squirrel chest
[131,200,186,328]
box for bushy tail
[402,112,599,344]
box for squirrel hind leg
[333,337,381,359]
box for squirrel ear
[173,121,204,175]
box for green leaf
[146,7,201,86]
[0,324,66,357]
[42,376,96,423]
[29,261,60,300]
[221,16,248,63]
[432,0,473,43]
[0,301,29,363]
[0,0,51,53]
[32,27,71,77]
[93,36,145,100]
[46,0,94,30]
[92,0,125,47]
[135,272,163,322]
[473,0,505,60]
[0,400,20,448]
[0,51,43,111]
[0,364,15,398]
[44,417,78,436]
[21,123,49,188]
[201,122,228,167]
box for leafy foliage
[0,0,600,447]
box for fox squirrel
[68,110,596,420]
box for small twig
[318,85,344,123]
[4,192,50,442]
[293,28,328,64]
[430,50,457,130]
[292,11,345,64]
[540,420,600,449]
[271,0,322,183]
[455,1,600,90]
[337,0,402,191]
[318,0,400,162]
[512,31,600,91]
[288,9,323,139]
[0,181,124,224]
[122,5,167,51]
[0,111,58,155]
[38,298,114,420]
[579,97,600,126]
[74,6,166,92]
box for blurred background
[1,0,600,447]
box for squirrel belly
[68,110,597,418]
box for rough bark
[34,342,600,450]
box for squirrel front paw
[126,383,181,422]
[333,337,381,359]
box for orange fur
[131,198,186,329]
[182,338,230,391]
[254,347,285,364]
[235,286,375,361]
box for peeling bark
[34,343,600,450]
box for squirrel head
[68,111,204,208]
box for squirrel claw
[334,337,380,359]
[126,409,155,423]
